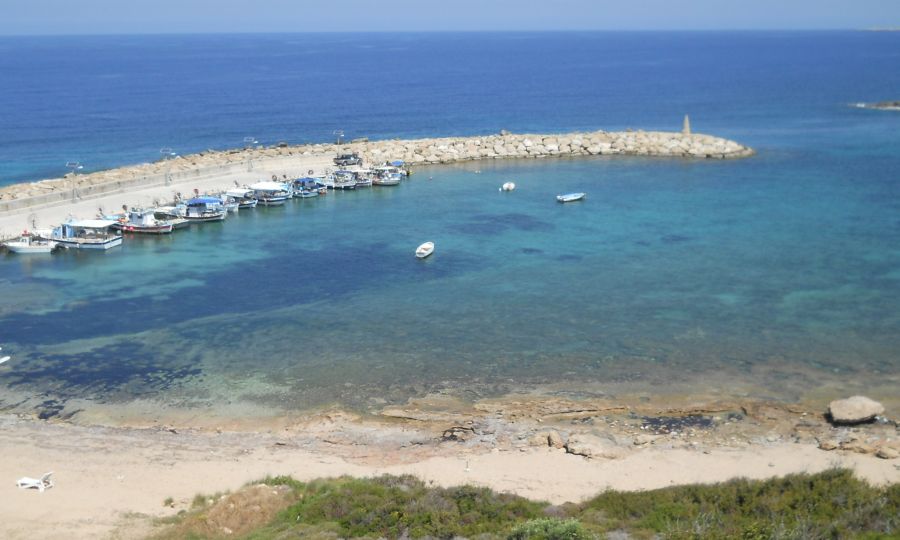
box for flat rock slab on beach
[828,396,885,424]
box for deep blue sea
[0,32,898,421]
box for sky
[1,0,899,35]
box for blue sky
[2,0,899,34]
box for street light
[333,129,344,144]
[65,161,83,201]
[243,136,259,171]
[159,147,178,185]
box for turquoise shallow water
[0,31,899,419]
[1,147,899,418]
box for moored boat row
[2,156,413,255]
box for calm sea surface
[0,32,898,420]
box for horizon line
[0,28,892,38]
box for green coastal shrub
[507,518,593,539]
[154,469,899,539]
[577,468,900,538]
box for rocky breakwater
[0,129,752,214]
[359,130,754,165]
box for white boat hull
[4,240,57,254]
[54,236,123,250]
[557,192,586,203]
[416,241,435,259]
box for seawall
[0,129,753,215]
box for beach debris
[828,396,884,425]
[16,472,54,492]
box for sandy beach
[2,393,898,539]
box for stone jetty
[0,129,753,214]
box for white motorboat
[415,241,435,259]
[556,192,586,203]
[111,208,175,234]
[3,234,58,254]
[318,171,357,190]
[225,188,259,209]
[184,197,228,221]
[501,182,516,191]
[249,181,291,206]
[39,219,122,250]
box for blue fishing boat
[292,177,321,198]
[185,197,228,221]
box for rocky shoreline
[0,129,753,214]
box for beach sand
[2,394,897,539]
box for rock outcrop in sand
[828,396,885,425]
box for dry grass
[153,484,293,539]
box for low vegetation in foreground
[152,469,899,539]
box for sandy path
[1,415,896,540]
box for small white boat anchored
[3,234,58,254]
[415,241,435,259]
[500,182,516,192]
[556,192,586,203]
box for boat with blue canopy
[185,197,227,221]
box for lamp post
[65,161,83,201]
[243,136,259,171]
[333,129,344,145]
[159,147,178,185]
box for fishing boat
[388,160,411,176]
[372,166,403,186]
[354,170,373,188]
[150,206,190,229]
[318,171,357,190]
[501,182,516,191]
[556,192,586,203]
[184,197,228,221]
[2,233,58,254]
[415,241,435,259]
[291,178,321,198]
[224,188,259,209]
[111,208,175,234]
[39,219,122,250]
[249,181,291,206]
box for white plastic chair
[16,472,53,492]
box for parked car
[333,153,362,166]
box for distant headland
[853,100,900,111]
